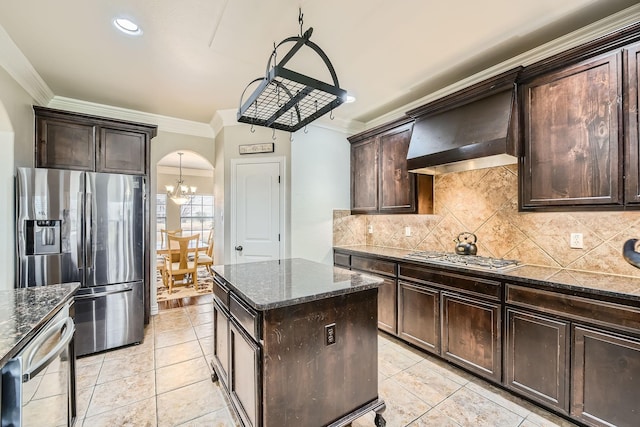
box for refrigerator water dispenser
[25,220,61,255]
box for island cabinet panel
[504,309,569,413]
[625,42,640,204]
[520,50,622,209]
[571,325,640,427]
[398,281,440,354]
[262,290,378,426]
[230,319,261,427]
[212,300,230,390]
[441,292,501,382]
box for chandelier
[166,152,196,205]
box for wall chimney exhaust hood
[406,67,522,175]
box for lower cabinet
[504,308,569,412]
[397,281,440,354]
[230,319,261,427]
[441,292,501,382]
[212,300,230,390]
[377,276,397,334]
[571,325,640,427]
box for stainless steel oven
[1,302,76,427]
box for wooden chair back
[160,228,182,249]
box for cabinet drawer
[351,256,396,277]
[333,252,351,268]
[399,263,501,301]
[230,294,259,342]
[506,284,640,333]
[213,275,229,308]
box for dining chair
[160,228,183,249]
[196,229,214,275]
[164,233,200,294]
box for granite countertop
[0,283,80,367]
[212,258,384,310]
[335,245,640,304]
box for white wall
[0,66,36,290]
[291,125,350,265]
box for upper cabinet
[34,106,157,176]
[519,24,640,210]
[520,51,622,208]
[349,117,433,214]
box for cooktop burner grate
[405,251,520,271]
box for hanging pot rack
[237,10,347,133]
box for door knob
[235,245,243,251]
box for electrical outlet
[405,226,411,237]
[367,225,373,234]
[570,233,583,249]
[325,323,336,346]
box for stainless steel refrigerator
[16,167,145,356]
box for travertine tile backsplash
[333,164,640,277]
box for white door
[231,158,283,264]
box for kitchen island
[210,258,386,427]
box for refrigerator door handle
[74,287,133,300]
[77,192,84,269]
[85,192,93,269]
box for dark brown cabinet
[349,117,419,214]
[520,50,623,209]
[571,325,640,427]
[350,255,397,334]
[505,308,569,412]
[398,281,439,354]
[229,319,260,427]
[441,292,501,382]
[212,300,230,390]
[34,106,156,175]
[625,42,640,205]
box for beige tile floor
[75,296,578,427]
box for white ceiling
[0,0,637,131]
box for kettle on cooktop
[454,232,478,255]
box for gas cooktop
[404,251,520,271]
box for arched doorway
[155,150,214,306]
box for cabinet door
[398,281,439,354]
[351,138,378,213]
[505,309,569,413]
[442,292,501,381]
[625,43,640,204]
[521,51,622,208]
[377,276,397,335]
[97,127,148,175]
[572,325,640,427]
[212,301,230,390]
[36,116,95,171]
[378,123,416,213]
[230,319,261,427]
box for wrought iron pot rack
[237,11,347,133]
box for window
[180,195,214,245]
[156,194,167,248]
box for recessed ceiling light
[114,17,142,36]
[345,94,356,103]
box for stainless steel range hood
[406,68,522,175]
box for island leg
[210,360,219,383]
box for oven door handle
[22,316,75,382]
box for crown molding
[367,3,640,129]
[0,25,53,105]
[47,97,215,138]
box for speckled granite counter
[0,283,80,367]
[335,245,640,304]
[212,258,383,310]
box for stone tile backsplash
[333,165,640,277]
